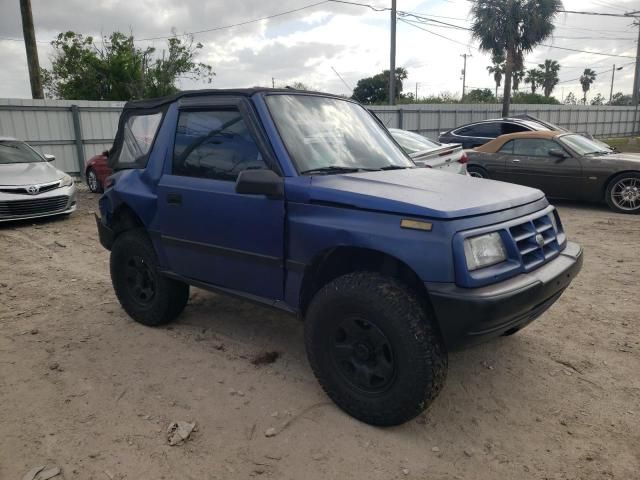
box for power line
[557,61,636,84]
[398,18,473,49]
[540,43,637,58]
[558,9,640,18]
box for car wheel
[467,165,489,179]
[110,229,189,326]
[605,172,640,214]
[304,272,447,426]
[86,168,103,193]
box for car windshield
[389,129,440,154]
[0,140,44,164]
[265,94,414,174]
[560,134,612,155]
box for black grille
[0,195,69,219]
[0,181,61,195]
[509,212,561,271]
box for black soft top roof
[122,87,344,110]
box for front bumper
[427,241,583,350]
[95,214,115,250]
[0,183,77,223]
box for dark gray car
[467,131,640,214]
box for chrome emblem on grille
[26,185,40,195]
[535,233,544,248]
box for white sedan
[389,128,468,175]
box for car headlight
[463,232,507,271]
[60,174,74,187]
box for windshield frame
[558,133,612,156]
[263,92,415,175]
[0,140,46,165]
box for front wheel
[605,173,640,214]
[304,272,447,426]
[110,230,189,326]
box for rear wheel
[467,165,489,179]
[86,168,102,193]
[605,173,640,214]
[110,229,189,326]
[304,272,447,426]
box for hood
[596,152,640,164]
[308,168,545,219]
[0,162,63,186]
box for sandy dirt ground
[1,190,638,480]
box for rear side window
[118,112,163,167]
[456,123,501,138]
[512,139,559,157]
[173,109,267,181]
[501,123,529,135]
[499,140,514,154]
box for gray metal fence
[0,98,124,175]
[370,104,640,139]
[1,99,638,175]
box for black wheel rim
[331,316,396,394]
[88,170,98,191]
[124,255,156,306]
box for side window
[512,139,559,157]
[118,112,163,167]
[501,123,529,135]
[455,125,475,136]
[499,140,514,154]
[173,109,267,181]
[471,122,502,138]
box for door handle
[511,159,521,163]
[167,193,182,205]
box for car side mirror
[235,169,283,199]
[44,154,55,162]
[549,149,567,160]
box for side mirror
[44,154,55,162]
[549,149,567,160]
[235,169,283,199]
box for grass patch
[602,137,640,153]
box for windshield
[389,129,440,154]
[265,94,414,174]
[0,141,45,165]
[560,134,612,155]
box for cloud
[0,0,637,102]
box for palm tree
[525,68,543,94]
[539,59,560,97]
[486,52,505,99]
[580,68,597,104]
[471,0,563,116]
[512,69,525,92]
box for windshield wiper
[377,165,411,171]
[300,166,374,175]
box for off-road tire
[304,272,447,426]
[86,168,103,193]
[467,165,489,179]
[110,229,189,326]
[605,172,640,214]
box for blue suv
[96,89,583,426]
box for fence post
[416,109,421,133]
[398,108,404,129]
[71,104,85,178]
[437,110,441,136]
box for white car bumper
[0,183,77,223]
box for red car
[84,151,112,193]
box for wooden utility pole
[460,53,471,99]
[388,0,397,105]
[632,19,640,105]
[19,0,43,99]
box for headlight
[60,174,74,187]
[463,232,507,271]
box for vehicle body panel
[85,153,112,189]
[439,118,553,149]
[468,131,640,202]
[388,128,466,174]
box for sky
[0,0,638,102]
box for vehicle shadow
[0,213,73,230]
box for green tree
[590,93,605,106]
[463,88,496,103]
[512,68,525,92]
[290,81,310,90]
[352,68,408,104]
[609,92,633,106]
[564,91,578,105]
[511,92,560,104]
[471,0,562,116]
[524,68,543,94]
[538,59,560,97]
[486,52,505,99]
[42,31,213,100]
[579,68,597,104]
